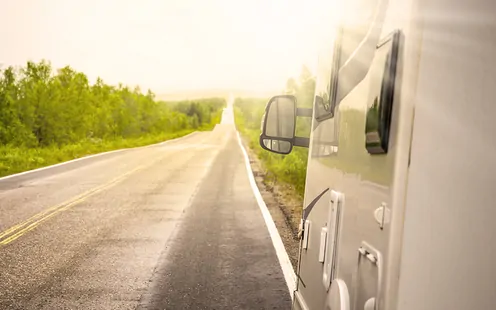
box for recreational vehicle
[259,0,496,309]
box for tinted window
[315,0,380,119]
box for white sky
[0,0,333,94]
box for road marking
[0,130,212,246]
[235,131,297,300]
[0,164,149,246]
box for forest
[0,60,225,177]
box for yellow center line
[0,182,109,239]
[0,162,153,247]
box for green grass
[0,114,222,178]
[0,130,190,178]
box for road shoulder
[237,135,302,273]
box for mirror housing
[259,95,311,155]
[259,95,297,154]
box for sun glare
[0,0,347,94]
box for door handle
[322,190,343,290]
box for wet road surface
[0,104,292,309]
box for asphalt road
[0,104,292,309]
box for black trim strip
[302,188,329,220]
[297,273,307,288]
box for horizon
[0,0,332,96]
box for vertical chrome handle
[323,190,343,290]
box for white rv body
[263,0,496,309]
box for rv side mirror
[259,95,297,155]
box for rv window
[365,30,400,154]
[315,0,380,121]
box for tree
[0,60,226,148]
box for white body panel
[397,0,496,309]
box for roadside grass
[0,112,222,178]
[0,131,189,178]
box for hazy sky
[0,0,330,94]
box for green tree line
[0,60,225,176]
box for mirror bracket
[294,137,310,148]
[296,108,313,117]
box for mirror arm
[294,136,310,148]
[295,109,311,148]
[296,108,313,117]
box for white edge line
[236,130,297,299]
[0,131,200,182]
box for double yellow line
[0,164,147,247]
